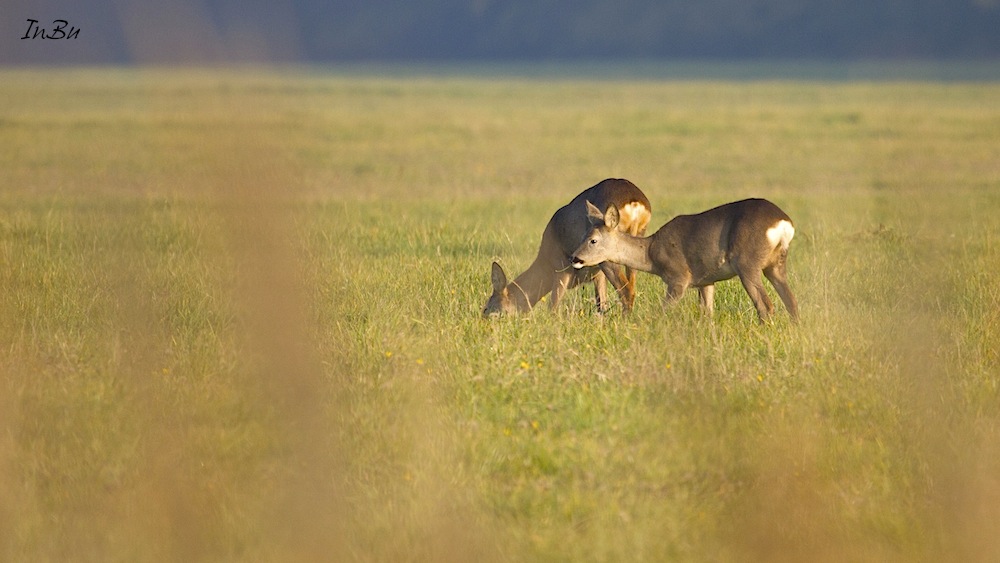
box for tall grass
[1,67,998,561]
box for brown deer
[483,178,651,317]
[571,198,798,322]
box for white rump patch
[766,220,795,251]
[619,202,651,232]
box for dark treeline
[5,0,1000,64]
[301,0,1000,59]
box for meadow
[1,67,998,561]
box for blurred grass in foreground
[1,68,998,561]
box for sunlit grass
[1,67,999,561]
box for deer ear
[490,261,508,293]
[604,204,620,229]
[585,200,605,225]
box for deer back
[650,198,793,285]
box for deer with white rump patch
[483,178,651,317]
[571,198,798,322]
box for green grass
[1,67,999,562]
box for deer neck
[611,234,655,273]
[509,259,553,311]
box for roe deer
[483,178,651,317]
[571,198,798,322]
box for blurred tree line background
[5,0,1000,64]
[300,0,1000,59]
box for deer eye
[590,238,597,244]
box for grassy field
[1,67,999,562]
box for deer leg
[738,269,774,323]
[662,276,690,309]
[764,261,799,321]
[698,285,715,316]
[624,266,638,310]
[624,219,646,311]
[599,262,632,312]
[592,270,609,314]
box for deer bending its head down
[572,198,798,322]
[483,178,651,317]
